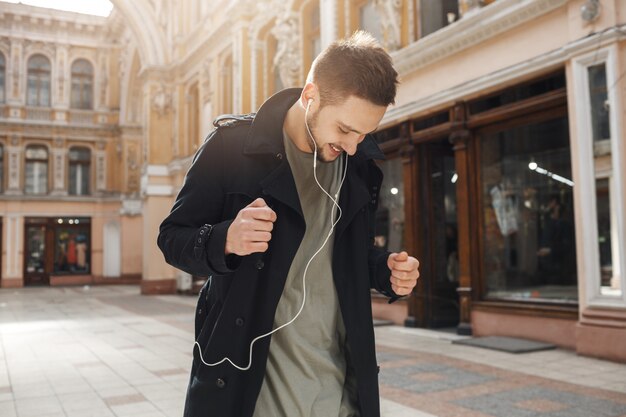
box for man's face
[305,95,387,162]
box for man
[158,31,419,417]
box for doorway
[24,219,50,286]
[418,138,460,328]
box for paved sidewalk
[0,286,625,417]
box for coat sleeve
[157,129,241,277]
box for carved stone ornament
[53,137,64,147]
[10,135,20,146]
[151,84,172,117]
[271,13,302,88]
[374,0,402,51]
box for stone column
[8,39,23,107]
[140,70,178,295]
[95,141,107,195]
[449,102,473,336]
[50,137,67,196]
[5,135,22,196]
[320,0,339,49]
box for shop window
[419,0,458,37]
[70,59,94,110]
[0,53,5,103]
[480,116,578,303]
[27,54,51,107]
[53,217,91,274]
[24,145,48,195]
[374,158,404,253]
[69,147,91,196]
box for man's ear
[301,82,319,109]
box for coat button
[255,259,265,270]
[235,317,245,327]
[276,153,283,160]
[216,378,226,389]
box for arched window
[71,59,94,109]
[69,147,91,196]
[25,145,48,195]
[27,55,51,107]
[0,53,6,103]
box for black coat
[157,88,399,417]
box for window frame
[68,146,91,196]
[0,52,5,103]
[572,46,626,307]
[24,144,49,195]
[26,54,52,107]
[70,59,94,110]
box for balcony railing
[25,107,52,122]
[69,110,95,125]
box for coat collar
[244,88,385,161]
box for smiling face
[304,95,387,162]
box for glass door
[24,223,49,286]
[419,138,459,328]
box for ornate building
[0,0,625,363]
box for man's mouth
[330,144,342,153]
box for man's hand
[387,251,419,296]
[225,198,277,256]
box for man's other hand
[387,251,419,296]
[225,198,277,256]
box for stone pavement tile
[65,408,115,417]
[0,399,17,417]
[381,398,438,417]
[103,393,147,407]
[376,344,626,417]
[58,391,107,413]
[11,382,56,399]
[108,400,163,417]
[96,385,140,399]
[15,395,65,417]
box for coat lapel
[259,159,303,220]
[335,160,370,240]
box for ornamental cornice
[382,25,626,128]
[391,0,569,76]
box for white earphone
[194,95,348,371]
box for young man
[158,31,419,417]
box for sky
[1,0,114,17]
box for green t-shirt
[253,132,359,417]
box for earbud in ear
[307,98,313,108]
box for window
[69,147,91,196]
[374,159,405,253]
[359,0,383,43]
[419,0,458,37]
[70,59,94,109]
[25,145,48,195]
[480,117,578,303]
[27,55,51,107]
[53,217,91,274]
[0,53,5,103]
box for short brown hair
[308,30,398,107]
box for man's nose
[344,135,364,156]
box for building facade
[0,0,625,363]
